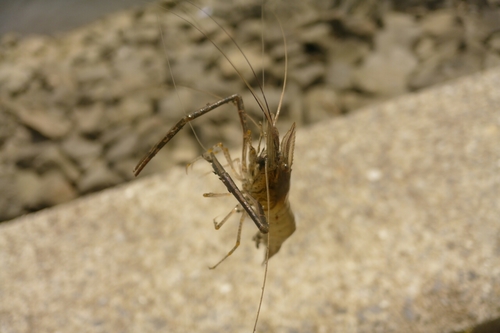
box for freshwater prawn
[133,1,296,330]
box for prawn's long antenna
[175,1,273,124]
[155,8,207,151]
[273,12,288,126]
[260,3,266,110]
[253,156,272,332]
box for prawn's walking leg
[208,210,246,270]
[188,142,243,181]
[211,206,239,230]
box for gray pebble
[33,144,81,182]
[304,86,341,123]
[376,12,421,52]
[420,9,460,39]
[14,169,43,209]
[290,63,324,88]
[61,135,102,169]
[326,60,353,90]
[74,104,105,135]
[77,160,122,193]
[105,132,139,162]
[484,52,500,68]
[328,39,370,65]
[38,171,77,206]
[353,47,417,96]
[488,31,500,52]
[0,65,33,94]
[0,170,25,221]
[17,107,72,139]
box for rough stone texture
[1,67,499,333]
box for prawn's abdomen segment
[248,161,295,260]
[254,197,296,261]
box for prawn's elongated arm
[204,152,269,234]
[133,94,248,177]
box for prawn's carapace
[246,119,296,262]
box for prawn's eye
[257,156,266,168]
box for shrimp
[133,1,296,330]
[132,91,297,266]
[133,1,295,268]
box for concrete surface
[1,68,500,332]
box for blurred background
[0,0,151,35]
[1,0,500,222]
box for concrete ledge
[1,68,500,332]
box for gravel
[1,0,500,221]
